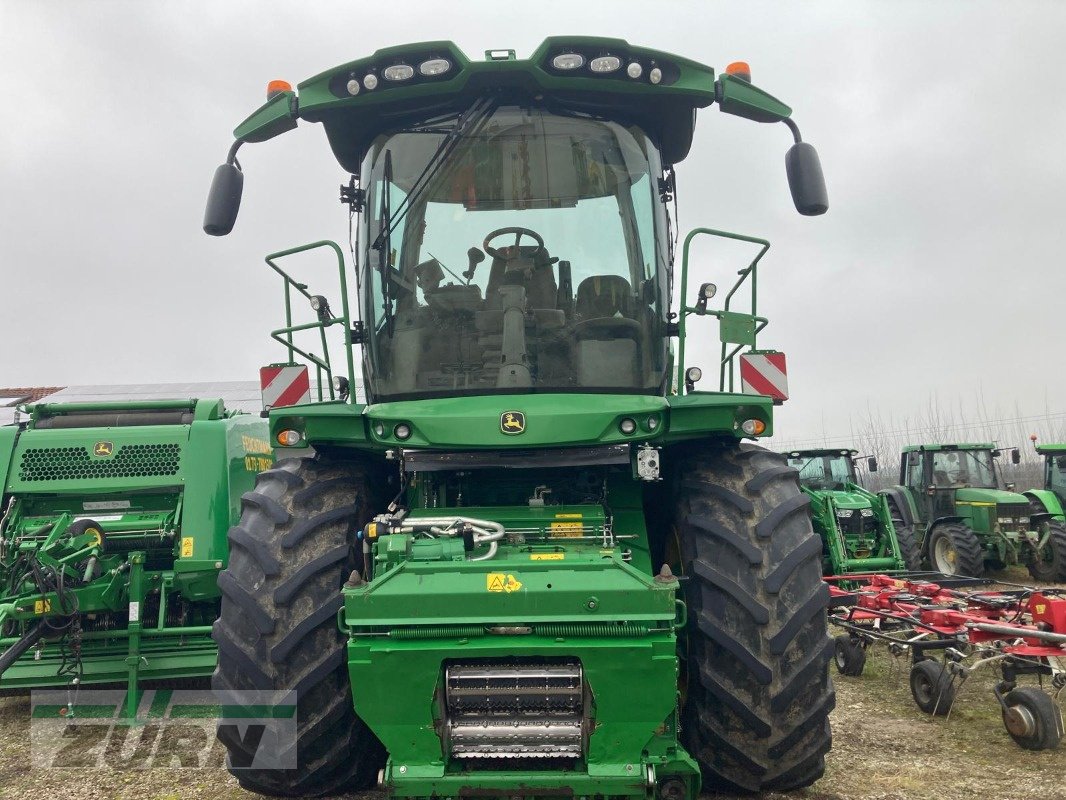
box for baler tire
[212,457,385,797]
[909,659,956,716]
[1002,687,1063,751]
[833,634,866,677]
[893,524,923,572]
[673,443,834,794]
[1027,522,1066,583]
[928,523,984,578]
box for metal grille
[444,661,585,761]
[18,444,181,482]
[996,503,1029,519]
[839,511,877,536]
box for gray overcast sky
[2,0,1065,445]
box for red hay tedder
[828,573,1066,750]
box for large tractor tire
[672,443,834,793]
[883,496,923,571]
[928,523,984,578]
[212,457,385,796]
[893,524,923,571]
[1027,521,1066,583]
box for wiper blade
[372,96,496,254]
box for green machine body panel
[0,399,271,710]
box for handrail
[264,240,356,403]
[676,228,771,394]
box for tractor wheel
[673,443,834,793]
[928,523,984,578]
[893,524,923,572]
[1027,522,1066,583]
[833,634,866,677]
[212,457,385,797]
[1001,687,1064,751]
[909,659,956,716]
[831,635,865,678]
[884,497,923,571]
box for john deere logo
[92,441,114,457]
[500,411,526,435]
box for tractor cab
[786,448,877,491]
[898,444,1018,521]
[361,104,668,398]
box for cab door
[903,451,932,524]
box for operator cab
[787,449,864,491]
[361,104,669,401]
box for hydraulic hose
[392,516,506,561]
[0,621,45,676]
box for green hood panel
[955,487,1028,505]
[822,490,872,510]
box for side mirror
[867,456,878,473]
[203,162,244,236]
[1006,482,1016,491]
[785,142,828,216]
[926,485,936,496]
[1011,448,1021,465]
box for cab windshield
[788,454,856,491]
[931,450,997,488]
[359,104,668,401]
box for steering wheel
[483,227,546,260]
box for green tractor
[1022,439,1066,574]
[204,38,833,799]
[881,443,1066,581]
[785,449,920,575]
[0,399,270,715]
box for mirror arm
[226,139,244,167]
[782,117,802,145]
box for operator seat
[484,245,558,310]
[572,275,642,387]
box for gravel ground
[1,571,1062,800]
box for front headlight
[860,508,874,517]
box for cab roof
[234,36,792,174]
[901,443,995,453]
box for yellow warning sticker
[549,522,583,538]
[1035,604,1047,615]
[34,599,52,615]
[486,573,524,592]
[531,553,565,561]
[180,537,194,558]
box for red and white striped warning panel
[740,352,789,402]
[260,365,311,410]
